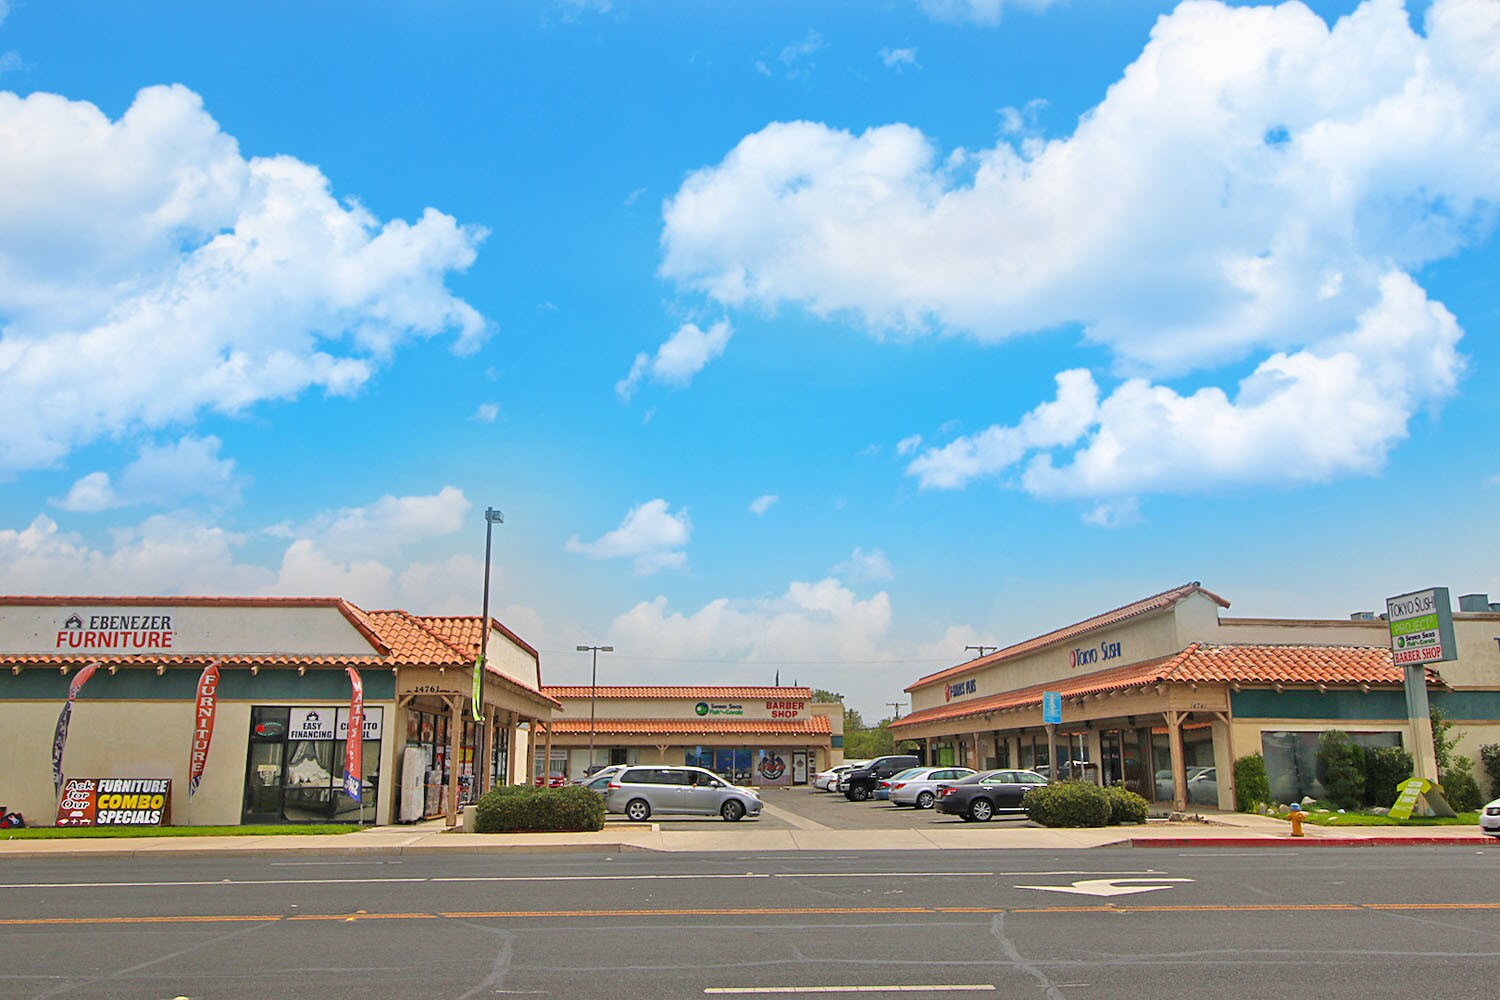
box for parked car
[935,769,1048,822]
[889,767,976,809]
[835,761,873,793]
[1480,797,1500,838]
[533,771,567,788]
[814,764,857,791]
[579,772,615,796]
[1187,767,1218,805]
[1155,766,1209,802]
[875,768,924,801]
[844,755,921,801]
[575,764,624,786]
[605,765,762,822]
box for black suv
[842,754,920,801]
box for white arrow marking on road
[1016,877,1194,897]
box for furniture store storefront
[891,583,1500,811]
[537,686,844,785]
[0,596,557,827]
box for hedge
[1103,786,1149,825]
[1362,745,1413,808]
[1316,731,1366,809]
[1022,781,1111,828]
[473,784,605,833]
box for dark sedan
[934,769,1048,822]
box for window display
[240,705,382,823]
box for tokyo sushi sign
[1386,587,1456,666]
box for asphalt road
[615,786,1018,831]
[2,847,1496,999]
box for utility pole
[886,701,908,719]
[576,645,614,772]
[965,645,997,658]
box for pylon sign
[1386,588,1456,666]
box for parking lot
[606,783,1038,831]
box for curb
[0,841,660,862]
[1130,836,1496,848]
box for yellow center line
[4,901,1500,927]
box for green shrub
[1317,731,1366,809]
[1103,786,1149,825]
[1022,781,1111,828]
[473,784,605,833]
[1233,753,1271,812]
[1439,756,1484,812]
[1362,745,1414,807]
[1479,743,1500,798]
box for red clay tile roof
[0,596,556,706]
[544,716,832,736]
[891,643,1436,731]
[907,582,1230,694]
[542,685,815,700]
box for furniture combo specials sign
[55,778,171,827]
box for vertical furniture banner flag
[188,660,222,798]
[472,655,484,721]
[343,667,364,801]
[51,661,102,795]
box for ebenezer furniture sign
[55,778,171,826]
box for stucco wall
[0,698,398,826]
[0,604,377,656]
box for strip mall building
[889,583,1500,810]
[0,596,559,827]
[538,686,844,786]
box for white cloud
[603,578,991,718]
[0,486,513,616]
[565,498,691,574]
[615,320,732,401]
[895,433,923,456]
[471,402,500,423]
[0,84,486,476]
[832,546,894,583]
[880,47,918,70]
[54,434,242,512]
[1081,497,1142,529]
[662,0,1497,501]
[749,493,779,516]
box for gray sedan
[888,767,977,809]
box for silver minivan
[605,766,762,822]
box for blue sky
[0,0,1496,718]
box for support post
[509,715,523,786]
[1211,711,1236,811]
[543,721,554,784]
[1165,710,1188,813]
[1403,664,1439,781]
[1045,724,1058,782]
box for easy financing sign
[1386,588,1457,666]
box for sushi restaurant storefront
[0,596,557,828]
[538,685,844,784]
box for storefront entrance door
[792,751,808,784]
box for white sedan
[816,761,870,792]
[889,767,976,809]
[1482,797,1500,838]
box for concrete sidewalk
[1,812,1492,860]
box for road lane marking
[0,870,1166,890]
[6,901,1500,927]
[1015,878,1194,897]
[705,987,996,994]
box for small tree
[1317,730,1365,809]
[1441,756,1484,812]
[1233,753,1271,812]
[1362,745,1414,807]
[1430,707,1461,776]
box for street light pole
[477,507,503,796]
[576,644,614,772]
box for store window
[242,705,382,823]
[1261,730,1403,805]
